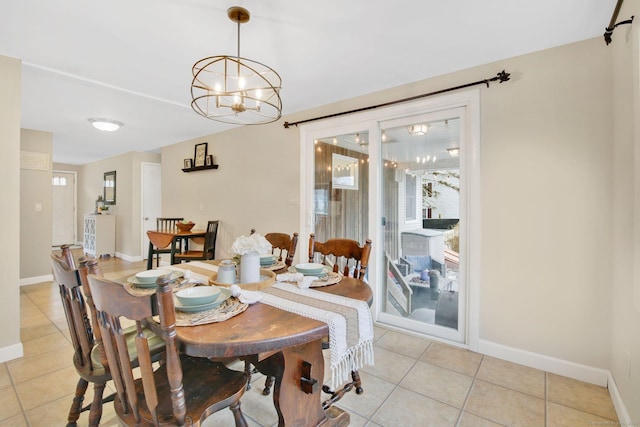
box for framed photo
[184,158,193,169]
[205,154,213,166]
[194,142,208,167]
[331,153,359,190]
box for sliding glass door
[300,90,480,346]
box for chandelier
[191,6,282,125]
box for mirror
[104,171,116,205]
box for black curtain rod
[283,70,511,129]
[604,0,634,45]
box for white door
[141,163,162,260]
[52,170,76,246]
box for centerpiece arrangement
[231,233,272,284]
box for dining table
[146,229,206,269]
[140,261,373,426]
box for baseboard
[478,339,609,386]
[607,373,631,425]
[115,252,142,262]
[0,342,24,363]
[20,274,53,286]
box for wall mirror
[104,171,116,205]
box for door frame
[299,89,481,350]
[140,162,162,260]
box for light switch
[199,203,205,211]
[35,203,42,212]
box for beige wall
[609,0,640,420]
[79,151,160,258]
[162,35,640,416]
[0,55,22,361]
[20,129,53,279]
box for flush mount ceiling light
[191,6,282,125]
[89,118,123,132]
[447,147,460,157]
[408,124,429,135]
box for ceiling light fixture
[190,6,282,125]
[408,124,429,135]
[89,118,123,132]
[447,147,460,157]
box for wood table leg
[253,339,349,427]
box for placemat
[173,296,248,326]
[310,272,342,287]
[123,277,196,297]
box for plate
[289,265,331,276]
[127,271,183,288]
[294,262,326,275]
[174,288,231,312]
[260,254,276,266]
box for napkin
[229,284,263,304]
[182,269,204,285]
[276,272,317,289]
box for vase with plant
[231,233,272,283]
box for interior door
[52,170,76,246]
[141,162,162,260]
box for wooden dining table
[146,229,206,269]
[159,271,373,426]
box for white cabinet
[83,214,116,257]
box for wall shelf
[182,164,219,173]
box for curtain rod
[604,0,634,45]
[283,70,511,129]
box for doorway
[52,170,77,246]
[141,162,162,261]
[300,89,480,347]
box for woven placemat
[174,296,248,326]
[260,260,287,271]
[309,271,343,287]
[123,279,198,297]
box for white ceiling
[1,0,617,165]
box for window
[405,174,417,220]
[52,176,67,186]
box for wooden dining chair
[265,232,299,268]
[149,217,184,268]
[307,233,372,407]
[308,233,372,279]
[173,220,219,263]
[86,274,249,426]
[50,254,166,427]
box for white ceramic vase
[240,252,260,283]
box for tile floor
[2,254,619,426]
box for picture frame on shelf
[194,142,208,167]
[184,158,193,169]
[205,154,213,166]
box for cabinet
[83,214,116,257]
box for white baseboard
[114,252,142,262]
[607,373,631,425]
[0,342,23,363]
[478,339,609,386]
[20,274,53,286]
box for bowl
[294,263,326,275]
[176,221,195,232]
[260,254,276,265]
[135,269,172,284]
[176,286,221,306]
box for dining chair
[173,220,219,263]
[308,233,372,279]
[265,232,299,268]
[86,274,249,426]
[50,254,166,427]
[307,233,373,408]
[149,217,184,268]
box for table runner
[260,282,374,390]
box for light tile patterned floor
[2,253,619,426]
